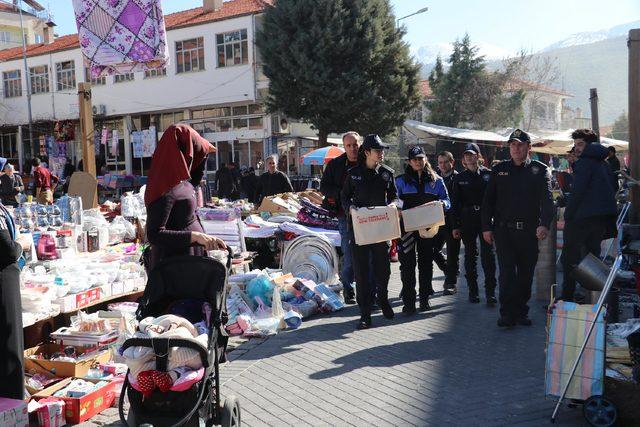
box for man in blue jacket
[560,129,618,301]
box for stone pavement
[91,263,587,427]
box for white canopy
[404,120,629,156]
[403,120,510,143]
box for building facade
[0,0,277,176]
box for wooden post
[78,82,96,178]
[589,88,600,142]
[630,30,640,223]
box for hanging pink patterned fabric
[72,0,169,78]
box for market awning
[530,129,629,155]
[300,136,345,146]
[403,120,510,143]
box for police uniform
[396,146,451,313]
[341,135,398,329]
[481,129,554,326]
[451,143,497,303]
[440,168,461,293]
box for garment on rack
[72,0,169,78]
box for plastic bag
[83,208,109,231]
[247,275,275,307]
[110,216,136,243]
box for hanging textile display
[72,0,169,78]
[132,126,156,158]
[111,129,119,156]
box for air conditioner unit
[92,104,107,116]
[271,114,290,135]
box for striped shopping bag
[545,302,606,400]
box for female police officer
[395,146,450,314]
[341,134,398,330]
[451,143,497,305]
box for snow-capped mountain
[540,20,640,52]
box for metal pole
[550,255,623,423]
[589,88,600,142]
[629,30,640,223]
[18,0,34,159]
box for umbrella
[301,146,345,165]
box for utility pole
[589,88,600,142]
[78,82,96,177]
[18,0,34,160]
[629,30,640,222]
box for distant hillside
[422,36,629,125]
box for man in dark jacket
[0,164,24,207]
[240,167,259,203]
[560,129,618,301]
[437,151,460,294]
[215,163,236,199]
[320,132,361,304]
[256,154,294,203]
[606,147,621,191]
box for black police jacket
[481,159,554,232]
[341,164,398,212]
[564,144,617,222]
[451,167,492,229]
[320,153,357,216]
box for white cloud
[412,42,515,64]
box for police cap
[362,134,389,150]
[508,129,531,144]
[408,145,426,159]
[463,142,480,154]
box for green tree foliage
[427,34,524,129]
[257,0,421,143]
[607,112,629,140]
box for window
[35,34,44,43]
[232,105,248,116]
[114,73,134,83]
[192,109,204,119]
[0,31,10,43]
[248,117,263,130]
[85,68,105,86]
[248,104,264,115]
[0,133,17,159]
[160,111,185,131]
[232,118,248,130]
[144,68,167,78]
[216,29,248,67]
[30,65,49,94]
[56,61,76,91]
[3,70,22,98]
[204,107,230,118]
[176,37,205,73]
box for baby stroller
[118,252,241,427]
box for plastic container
[37,233,58,260]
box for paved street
[94,260,587,427]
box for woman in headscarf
[145,124,226,272]
[0,201,32,399]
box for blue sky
[49,0,640,57]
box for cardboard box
[34,378,117,424]
[53,288,102,312]
[402,201,445,232]
[351,206,401,245]
[0,398,28,427]
[24,344,112,378]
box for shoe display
[469,294,480,304]
[497,316,516,327]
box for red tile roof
[419,80,432,98]
[0,0,273,62]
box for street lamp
[396,6,429,27]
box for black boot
[344,289,356,305]
[419,298,430,312]
[379,298,395,319]
[486,289,497,306]
[356,313,372,330]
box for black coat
[565,144,617,222]
[215,168,237,199]
[0,173,23,207]
[256,171,294,202]
[0,205,24,399]
[320,153,357,216]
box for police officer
[437,151,461,294]
[451,143,497,305]
[481,129,554,327]
[341,134,398,330]
[396,146,450,314]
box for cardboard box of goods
[0,397,28,427]
[351,206,401,245]
[53,288,102,312]
[402,201,445,232]
[33,378,117,424]
[24,344,112,378]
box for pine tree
[427,34,523,129]
[607,112,629,140]
[257,0,421,143]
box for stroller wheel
[583,395,617,427]
[221,395,241,427]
